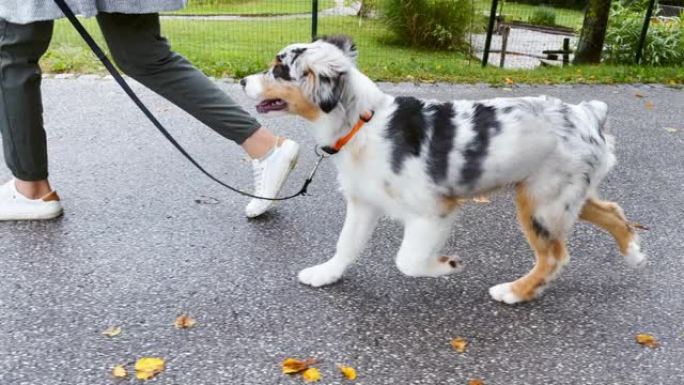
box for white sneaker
[245,139,300,218]
[0,179,63,221]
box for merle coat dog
[241,36,645,304]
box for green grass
[44,16,683,85]
[167,0,335,15]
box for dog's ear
[316,74,344,113]
[315,35,358,63]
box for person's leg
[0,19,62,220]
[96,12,277,156]
[0,19,54,195]
[96,13,299,217]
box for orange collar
[321,111,374,155]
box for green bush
[603,2,684,65]
[381,0,474,51]
[528,6,557,26]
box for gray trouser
[0,13,260,181]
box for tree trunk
[573,0,612,64]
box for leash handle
[52,0,317,201]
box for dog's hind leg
[579,198,646,268]
[394,216,464,278]
[298,198,381,287]
[489,184,572,304]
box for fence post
[499,26,510,68]
[635,0,656,64]
[311,0,319,41]
[482,0,500,67]
[562,38,570,66]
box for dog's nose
[239,78,247,88]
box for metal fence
[50,0,683,78]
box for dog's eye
[272,64,292,81]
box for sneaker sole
[0,209,64,221]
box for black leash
[52,0,324,201]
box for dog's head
[241,35,357,120]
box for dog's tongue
[256,99,287,113]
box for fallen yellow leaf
[645,101,655,110]
[338,365,357,380]
[281,358,317,374]
[174,314,197,329]
[111,365,127,378]
[472,196,491,204]
[504,77,514,85]
[451,337,469,353]
[468,379,485,385]
[302,367,321,382]
[135,357,165,380]
[102,326,122,338]
[636,333,658,348]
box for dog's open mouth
[256,99,288,113]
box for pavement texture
[1,79,683,385]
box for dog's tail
[584,100,616,172]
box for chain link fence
[49,0,683,78]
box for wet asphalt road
[1,78,683,385]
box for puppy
[241,36,646,304]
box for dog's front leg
[395,216,463,277]
[298,197,381,287]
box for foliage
[603,2,684,65]
[381,0,474,51]
[528,6,558,26]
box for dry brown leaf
[631,222,650,231]
[636,333,658,348]
[102,326,122,338]
[645,101,655,110]
[174,314,197,329]
[472,196,491,204]
[634,91,645,98]
[338,365,357,380]
[468,379,485,385]
[281,358,317,375]
[135,357,165,380]
[451,337,469,353]
[111,365,127,378]
[302,367,321,382]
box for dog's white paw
[397,255,464,278]
[435,255,465,276]
[298,261,345,287]
[625,239,647,269]
[489,282,523,305]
